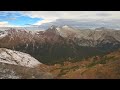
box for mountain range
[0,25,120,64]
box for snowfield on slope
[0,48,41,68]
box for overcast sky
[0,11,120,29]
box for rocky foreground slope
[0,48,53,79]
[0,48,41,68]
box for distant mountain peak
[62,25,69,27]
[95,27,108,30]
[48,25,73,29]
[62,25,73,29]
[50,25,57,29]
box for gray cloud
[96,12,111,16]
[37,19,120,30]
[1,11,120,29]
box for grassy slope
[49,49,120,79]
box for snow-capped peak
[0,48,41,68]
[62,25,72,29]
[62,25,69,28]
[50,25,57,29]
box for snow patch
[62,25,70,29]
[56,27,60,32]
[0,31,8,38]
[0,48,41,68]
[95,30,102,31]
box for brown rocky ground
[0,63,53,79]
